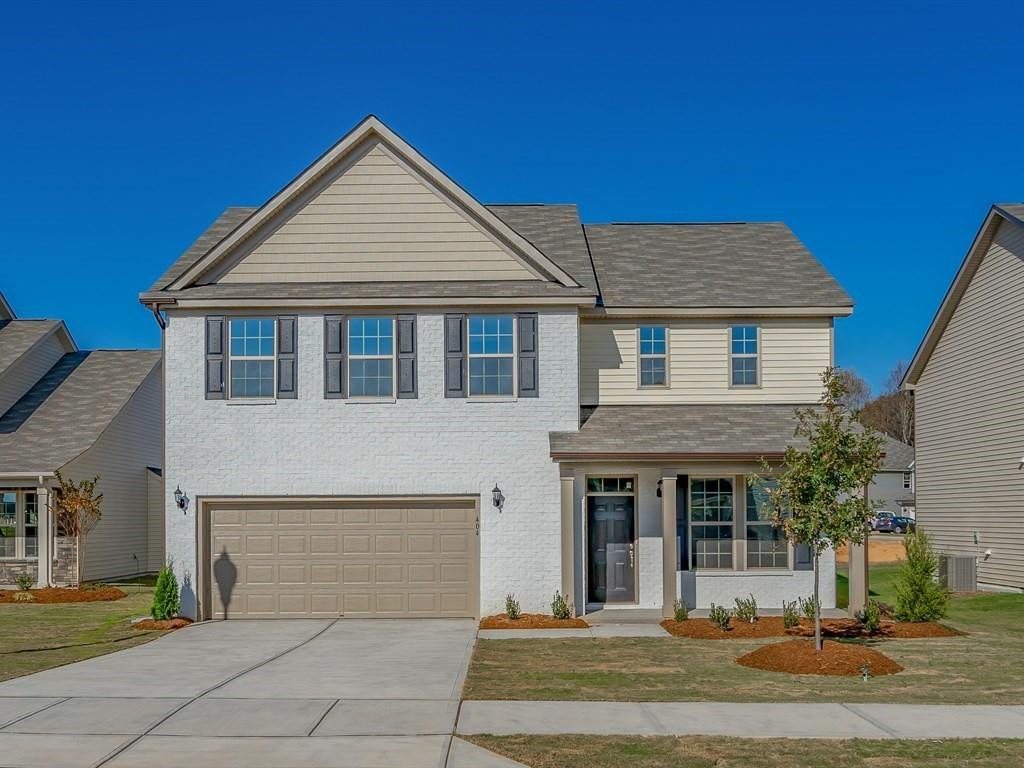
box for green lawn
[0,586,166,682]
[836,562,902,609]
[464,585,1024,704]
[467,736,1024,768]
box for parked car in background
[870,510,896,532]
[892,516,916,534]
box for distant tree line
[837,361,914,446]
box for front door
[587,495,635,603]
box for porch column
[559,472,577,616]
[661,472,678,618]
[34,486,51,588]
[848,484,870,616]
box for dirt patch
[0,586,127,604]
[132,617,192,631]
[480,613,589,629]
[836,536,906,564]
[661,616,957,640]
[737,638,903,676]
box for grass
[467,735,1024,768]
[464,567,1024,704]
[836,562,902,609]
[0,586,165,682]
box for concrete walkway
[458,701,1024,740]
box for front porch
[0,482,78,588]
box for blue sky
[2,1,1021,394]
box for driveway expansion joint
[841,703,902,739]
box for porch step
[584,608,664,625]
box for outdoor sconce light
[174,485,189,513]
[656,479,663,498]
[492,484,505,510]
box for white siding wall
[916,218,1024,589]
[579,318,831,405]
[62,365,163,581]
[163,309,579,618]
[147,468,165,572]
[0,332,66,417]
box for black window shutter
[444,313,466,398]
[205,316,226,400]
[277,316,297,399]
[396,314,417,399]
[517,312,539,398]
[324,315,345,399]
[794,543,813,571]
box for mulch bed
[480,613,589,629]
[736,638,904,676]
[0,586,127,604]
[132,617,193,631]
[661,616,958,640]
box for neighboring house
[0,290,163,586]
[868,435,915,519]
[904,203,1024,591]
[140,116,852,620]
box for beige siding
[579,318,830,405]
[146,468,165,572]
[0,333,65,417]
[916,218,1024,589]
[62,364,162,581]
[216,141,537,283]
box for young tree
[49,470,103,585]
[894,530,949,622]
[765,368,884,651]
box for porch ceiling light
[174,485,189,513]
[492,485,505,510]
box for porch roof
[549,404,813,461]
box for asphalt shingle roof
[879,434,914,471]
[0,320,63,376]
[149,207,255,291]
[487,205,596,292]
[0,350,160,473]
[997,203,1024,225]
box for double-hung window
[730,325,759,386]
[0,491,38,560]
[0,492,15,558]
[745,478,787,568]
[638,325,668,387]
[468,315,514,396]
[229,318,275,398]
[690,478,734,569]
[348,317,394,397]
[903,472,912,490]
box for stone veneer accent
[52,536,78,586]
[0,560,38,587]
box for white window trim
[347,315,397,401]
[0,490,38,561]
[903,472,913,490]
[728,324,761,389]
[637,325,669,389]
[688,476,735,571]
[227,317,277,400]
[467,314,517,399]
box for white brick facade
[164,309,579,618]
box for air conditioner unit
[939,554,977,592]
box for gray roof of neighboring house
[0,320,63,376]
[879,434,915,471]
[549,404,812,458]
[583,223,852,308]
[0,350,160,473]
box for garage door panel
[208,500,477,619]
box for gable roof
[149,207,255,292]
[879,434,914,471]
[0,290,14,321]
[0,320,76,379]
[0,350,160,474]
[584,222,852,310]
[904,204,1024,386]
[165,116,579,292]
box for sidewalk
[457,701,1024,740]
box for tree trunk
[813,549,822,652]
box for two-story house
[141,116,852,620]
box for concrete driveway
[0,618,511,768]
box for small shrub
[673,598,689,622]
[798,596,818,621]
[151,564,180,621]
[13,590,34,602]
[15,573,33,591]
[733,593,758,623]
[551,590,571,620]
[708,602,731,631]
[782,599,800,629]
[856,599,882,633]
[894,530,949,622]
[505,593,521,621]
[81,581,108,592]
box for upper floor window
[730,325,759,387]
[468,316,514,396]
[348,317,394,397]
[229,318,275,398]
[903,472,912,490]
[638,325,668,387]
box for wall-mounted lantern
[491,484,505,510]
[174,485,190,514]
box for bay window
[0,490,39,560]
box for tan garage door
[204,499,479,619]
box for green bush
[15,573,33,591]
[856,599,882,633]
[673,598,689,622]
[798,596,818,621]
[505,593,521,620]
[551,590,571,620]
[895,530,949,622]
[151,564,180,621]
[733,593,758,623]
[708,602,731,631]
[782,599,800,628]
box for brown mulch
[480,613,589,629]
[0,586,127,604]
[736,638,904,676]
[132,617,193,631]
[661,616,958,640]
